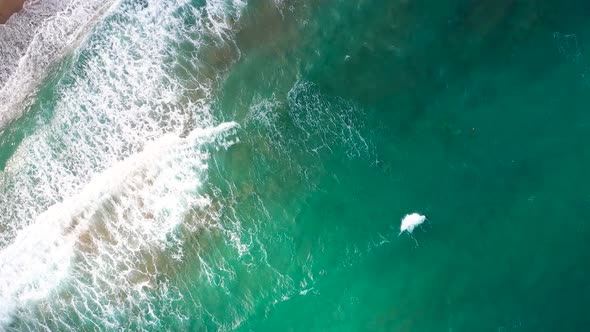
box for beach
[0,0,25,24]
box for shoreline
[0,0,26,24]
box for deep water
[2,0,590,331]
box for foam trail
[287,80,371,159]
[0,0,246,329]
[0,0,119,127]
[0,122,238,330]
[0,0,243,247]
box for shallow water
[1,0,590,330]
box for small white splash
[400,213,426,234]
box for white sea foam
[0,0,245,329]
[0,0,120,127]
[0,122,238,328]
[400,212,426,234]
[0,0,242,246]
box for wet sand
[0,0,25,24]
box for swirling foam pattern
[0,0,245,330]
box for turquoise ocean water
[1,0,590,330]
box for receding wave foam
[0,0,242,246]
[287,80,371,159]
[0,122,238,330]
[0,0,118,127]
[0,0,245,329]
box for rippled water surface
[1,0,590,330]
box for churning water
[2,0,590,331]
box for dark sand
[0,0,25,24]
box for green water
[3,0,590,330]
[212,1,590,330]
